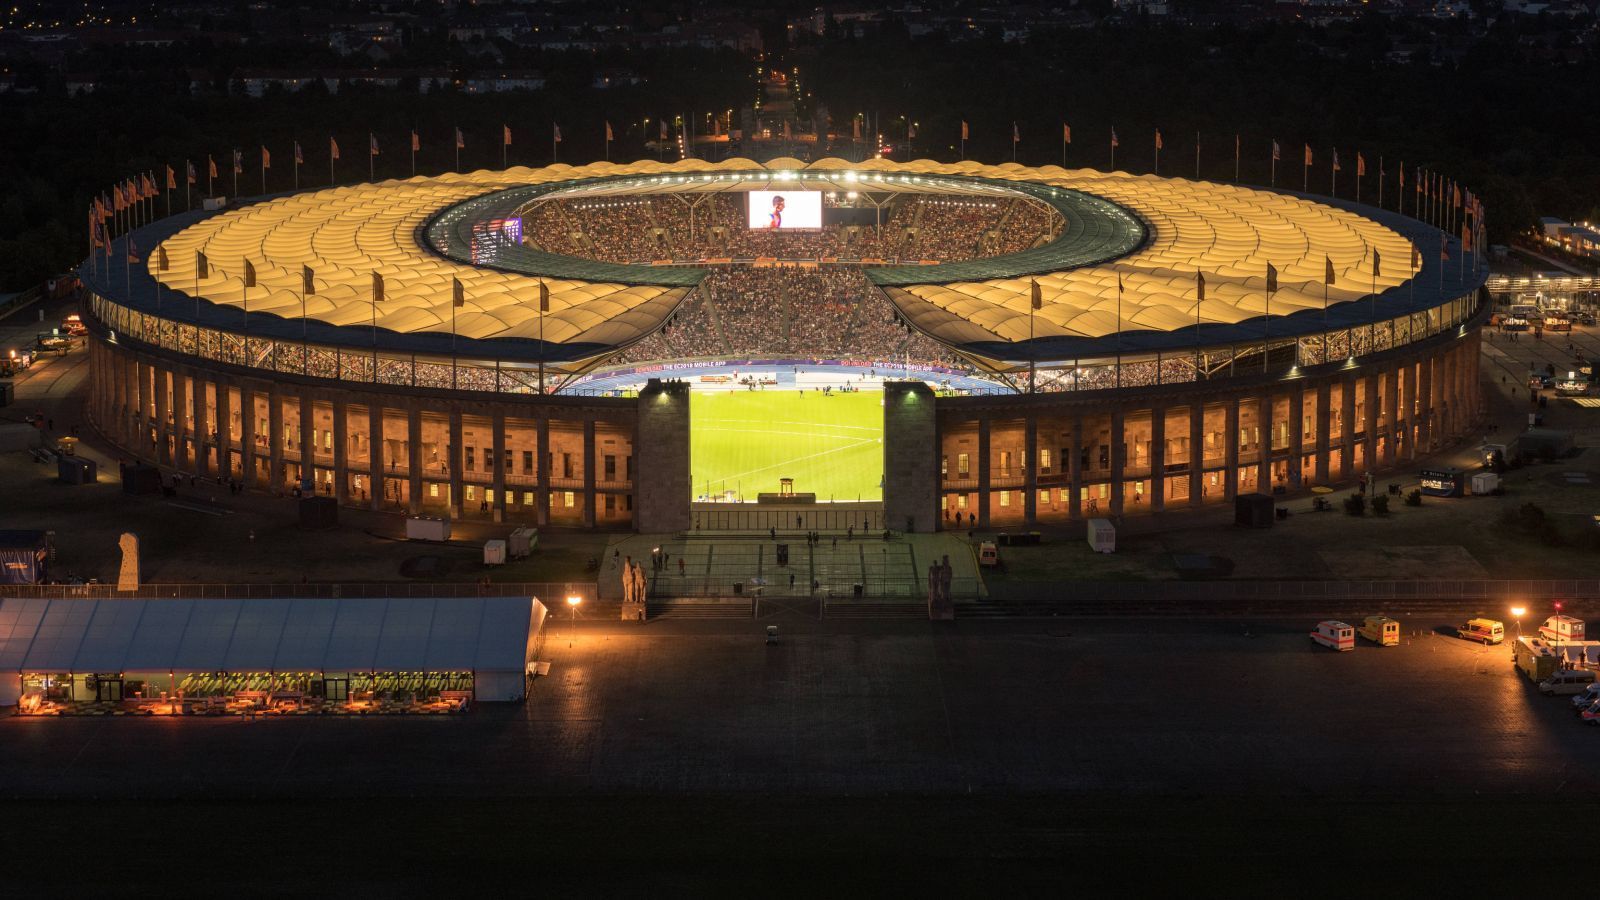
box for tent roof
[0,597,540,673]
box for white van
[1570,682,1600,710]
[1539,669,1597,696]
[1310,620,1355,652]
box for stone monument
[117,532,140,591]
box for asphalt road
[1,614,1594,891]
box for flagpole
[1270,143,1277,188]
[411,131,416,178]
[185,160,191,211]
[1331,150,1337,197]
[1194,132,1200,180]
[538,280,546,396]
[207,161,213,200]
[165,172,172,218]
[457,127,462,172]
[232,153,238,199]
[261,152,267,195]
[369,136,375,182]
[293,144,300,190]
[1234,135,1240,182]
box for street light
[1511,605,1526,658]
[566,594,581,648]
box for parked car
[1581,700,1600,725]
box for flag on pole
[294,141,303,165]
[187,161,197,185]
[1030,279,1042,310]
[538,280,550,313]
[1110,128,1119,148]
[127,238,139,263]
[452,277,465,307]
[1411,245,1419,269]
[243,259,256,288]
[157,244,168,271]
[142,173,157,197]
[1332,149,1341,172]
[1266,263,1279,293]
[659,120,668,141]
[960,120,969,140]
[908,121,918,139]
[1196,271,1206,301]
[456,127,466,150]
[411,131,420,152]
[301,264,316,295]
[503,125,512,146]
[1356,153,1366,177]
[208,156,218,179]
[1154,129,1163,150]
[1373,248,1381,278]
[1013,122,1020,143]
[1063,123,1072,144]
[553,124,562,143]
[1272,140,1281,160]
[372,271,384,304]
[113,184,125,211]
[853,117,862,140]
[231,149,242,174]
[605,121,614,142]
[330,137,340,160]
[166,165,177,190]
[369,134,379,156]
[1303,144,1313,166]
[261,147,271,169]
[195,250,209,280]
[1325,255,1336,284]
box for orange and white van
[1311,620,1355,651]
[1539,615,1585,643]
[1358,616,1400,647]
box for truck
[1514,636,1561,682]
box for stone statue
[117,532,140,591]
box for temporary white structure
[0,596,547,705]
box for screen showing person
[746,191,822,229]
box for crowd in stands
[522,193,1059,265]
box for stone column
[1224,398,1240,500]
[192,373,209,478]
[172,369,190,472]
[883,382,937,533]
[1188,402,1204,508]
[1339,376,1356,481]
[240,384,257,486]
[1382,366,1398,467]
[1288,388,1304,489]
[1362,373,1378,476]
[406,403,423,515]
[582,417,597,528]
[1023,415,1038,525]
[1313,382,1331,484]
[1418,356,1434,453]
[135,359,152,457]
[447,405,464,519]
[368,401,384,511]
[535,417,551,527]
[635,380,690,532]
[298,390,315,491]
[1068,414,1084,518]
[215,376,233,479]
[1109,408,1125,516]
[492,406,508,523]
[1255,392,1272,494]
[976,416,991,528]
[153,365,172,466]
[332,398,349,504]
[267,389,284,492]
[1149,407,1165,512]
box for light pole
[566,594,581,648]
[1511,605,1525,660]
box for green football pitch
[690,391,883,502]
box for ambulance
[1357,616,1400,647]
[1539,615,1585,643]
[1310,620,1355,651]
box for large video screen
[746,191,822,230]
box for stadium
[79,156,1488,534]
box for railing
[0,283,46,322]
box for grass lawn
[690,390,883,502]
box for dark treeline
[3,10,1598,290]
[803,14,1600,244]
